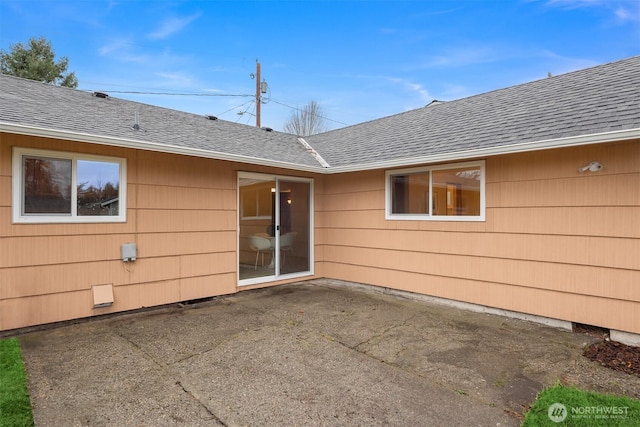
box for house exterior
[1,57,638,343]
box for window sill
[13,216,127,224]
[385,214,485,222]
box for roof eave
[322,128,640,174]
[0,122,327,174]
[2,122,637,175]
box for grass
[522,384,640,426]
[0,338,34,427]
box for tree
[0,37,78,88]
[283,100,329,136]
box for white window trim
[12,147,127,224]
[385,160,485,222]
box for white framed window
[12,147,127,223]
[385,161,485,221]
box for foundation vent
[92,284,114,308]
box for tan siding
[320,140,640,334]
[179,252,236,277]
[0,210,138,237]
[135,210,236,233]
[2,252,237,300]
[136,151,235,188]
[114,280,182,308]
[1,234,137,268]
[179,273,236,301]
[322,210,488,232]
[2,130,637,334]
[0,139,11,175]
[1,290,98,331]
[323,170,384,194]
[1,257,180,298]
[0,176,10,207]
[137,231,236,258]
[322,228,639,270]
[489,173,639,208]
[324,246,640,302]
[487,206,640,237]
[488,140,640,182]
[323,190,384,211]
[2,134,237,330]
[1,132,326,330]
[137,185,236,210]
[0,278,187,330]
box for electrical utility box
[121,243,137,262]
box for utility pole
[251,60,268,128]
[255,61,261,128]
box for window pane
[242,189,258,217]
[77,160,120,216]
[391,172,429,214]
[23,157,72,214]
[239,183,274,219]
[432,167,481,216]
[257,187,273,217]
[239,177,276,280]
[279,180,311,275]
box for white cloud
[386,77,432,103]
[423,45,498,68]
[546,0,639,23]
[536,49,600,72]
[154,71,196,88]
[340,73,432,106]
[614,6,640,23]
[148,12,202,40]
[439,83,472,101]
[98,38,130,56]
[546,0,607,8]
[98,38,151,63]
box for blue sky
[1,0,639,132]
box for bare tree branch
[283,100,329,136]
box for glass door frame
[237,171,314,286]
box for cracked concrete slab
[17,279,640,426]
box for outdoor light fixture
[579,161,603,173]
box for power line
[217,99,254,117]
[88,90,253,97]
[270,99,349,126]
[82,82,349,128]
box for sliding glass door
[238,172,312,285]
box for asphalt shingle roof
[1,56,639,172]
[306,56,640,168]
[0,75,322,169]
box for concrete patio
[16,279,640,426]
